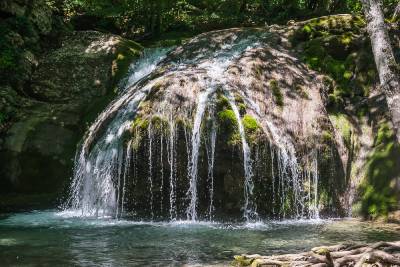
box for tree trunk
[361,0,400,142]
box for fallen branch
[232,241,400,267]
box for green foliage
[0,112,8,126]
[358,123,400,219]
[0,16,38,84]
[61,0,377,40]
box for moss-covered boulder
[0,31,142,211]
[288,14,400,219]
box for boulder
[0,31,142,211]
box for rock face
[0,30,142,210]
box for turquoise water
[0,211,399,266]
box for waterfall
[119,140,132,218]
[310,151,320,219]
[205,112,217,221]
[64,31,324,221]
[186,87,217,221]
[226,94,257,221]
[148,124,154,220]
[168,122,177,220]
[64,48,170,217]
[122,48,170,91]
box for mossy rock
[296,17,376,109]
[292,14,365,43]
[31,31,143,102]
[217,109,241,146]
[242,114,262,144]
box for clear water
[1,211,400,266]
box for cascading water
[64,48,170,217]
[186,86,217,221]
[205,110,217,221]
[226,94,257,221]
[64,30,325,221]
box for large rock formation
[0,29,142,211]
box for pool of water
[1,211,399,266]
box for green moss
[216,94,230,111]
[270,79,284,106]
[322,130,333,143]
[242,114,261,144]
[218,109,238,128]
[150,115,170,133]
[238,103,246,115]
[343,70,353,80]
[132,117,149,131]
[302,24,312,34]
[295,84,309,99]
[330,114,352,148]
[233,255,253,266]
[234,93,245,105]
[217,100,241,146]
[295,15,365,42]
[376,123,394,145]
[313,247,330,255]
[130,115,172,150]
[242,115,259,133]
[175,116,192,130]
[253,64,263,80]
[357,123,400,219]
[295,15,375,111]
[340,33,354,46]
